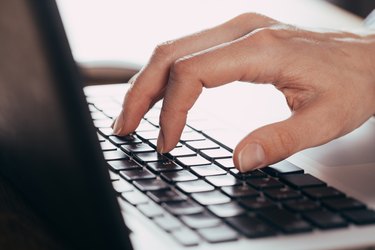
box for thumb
[233,103,341,172]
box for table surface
[1,1,369,249]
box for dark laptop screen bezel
[0,0,132,249]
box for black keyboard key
[121,143,155,154]
[121,190,149,205]
[226,215,276,238]
[197,224,238,243]
[133,179,169,191]
[322,197,366,211]
[240,197,277,210]
[303,186,345,200]
[100,141,117,151]
[263,161,304,176]
[185,140,220,150]
[215,158,235,169]
[172,228,200,247]
[190,164,226,177]
[264,188,302,201]
[221,185,259,199]
[304,210,348,229]
[200,148,232,160]
[134,152,167,163]
[108,159,141,171]
[163,200,204,215]
[206,174,242,187]
[283,199,320,212]
[343,209,375,225]
[161,170,198,183]
[247,178,284,190]
[208,202,246,218]
[168,146,197,158]
[146,161,183,173]
[137,202,165,218]
[260,208,312,234]
[192,190,231,205]
[147,189,187,203]
[103,150,129,160]
[176,180,215,193]
[180,212,221,229]
[119,168,156,181]
[280,174,326,189]
[176,155,211,167]
[230,169,267,179]
[108,135,142,145]
[153,214,183,231]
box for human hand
[113,13,375,172]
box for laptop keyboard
[87,96,375,247]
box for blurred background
[55,0,375,84]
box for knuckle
[252,28,279,42]
[233,12,257,22]
[233,12,274,24]
[170,57,195,81]
[170,57,203,96]
[151,41,176,65]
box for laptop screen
[0,1,131,249]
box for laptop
[1,0,374,249]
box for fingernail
[238,143,265,171]
[113,111,124,135]
[157,129,164,153]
